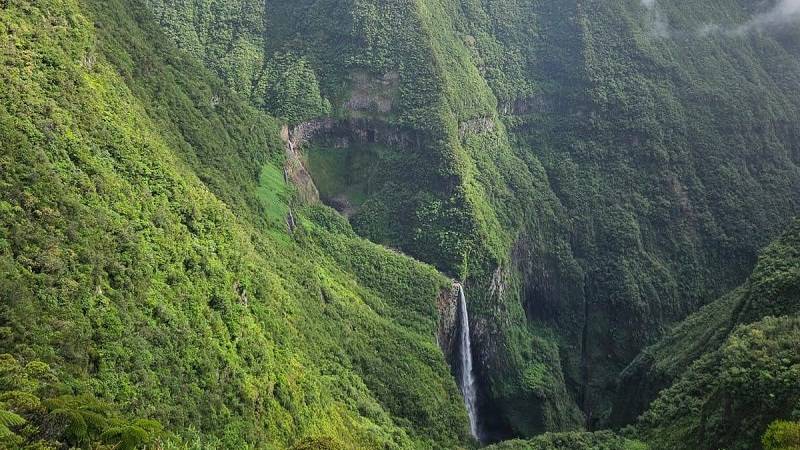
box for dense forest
[1,0,798,448]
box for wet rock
[436,283,460,367]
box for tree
[763,420,800,450]
[261,53,331,124]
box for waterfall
[456,283,481,440]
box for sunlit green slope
[0,0,470,448]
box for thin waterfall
[456,283,481,440]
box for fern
[0,409,25,428]
[0,407,25,439]
[43,395,110,445]
[101,419,163,450]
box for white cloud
[735,0,800,33]
[643,0,800,39]
[641,0,671,38]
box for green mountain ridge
[1,0,799,448]
[0,0,469,447]
[634,219,800,449]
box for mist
[735,0,800,33]
[641,0,670,37]
[643,0,800,38]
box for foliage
[615,216,800,449]
[632,220,800,450]
[638,316,800,450]
[143,0,331,124]
[259,53,331,124]
[242,0,800,438]
[763,420,800,450]
[0,354,166,449]
[100,419,165,450]
[3,0,800,447]
[0,0,469,448]
[484,431,647,450]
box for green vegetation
[143,0,330,124]
[484,431,646,450]
[2,0,800,447]
[255,164,291,227]
[258,53,331,124]
[0,0,469,448]
[305,142,383,215]
[632,220,800,450]
[763,420,800,450]
[0,354,166,449]
[638,316,800,450]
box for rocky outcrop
[437,283,460,368]
[286,118,420,220]
[286,209,298,232]
[293,118,419,150]
[471,256,587,442]
[282,124,320,204]
[511,232,589,410]
[344,71,399,115]
[326,195,356,218]
[289,119,336,147]
[459,116,495,137]
[500,94,550,115]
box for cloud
[735,0,800,34]
[643,0,800,39]
[641,0,671,38]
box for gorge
[1,0,799,449]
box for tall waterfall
[456,283,481,440]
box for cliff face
[437,284,460,370]
[504,0,800,425]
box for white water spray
[456,283,480,440]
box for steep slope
[629,219,800,450]
[145,0,589,439]
[126,0,800,444]
[0,0,471,448]
[481,0,800,426]
[4,0,800,447]
[144,0,800,440]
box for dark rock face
[518,255,588,417]
[344,71,399,114]
[500,95,551,115]
[290,119,336,147]
[294,118,419,152]
[459,116,495,137]
[437,284,460,370]
[282,125,320,204]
